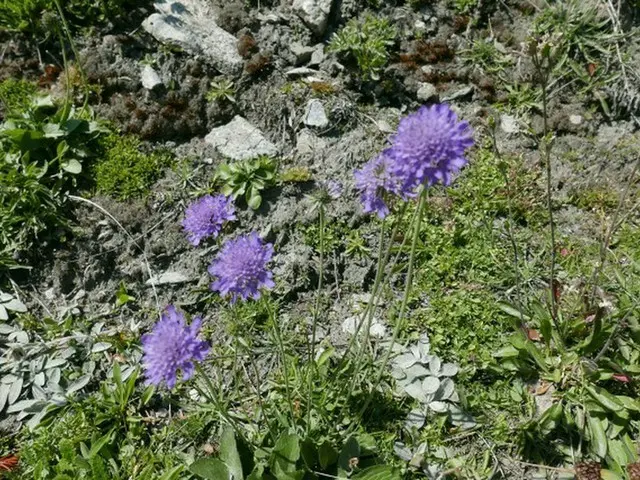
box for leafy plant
[0,79,38,116]
[328,14,397,81]
[93,133,173,200]
[215,155,277,210]
[189,428,401,480]
[0,96,108,270]
[206,79,236,104]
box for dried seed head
[574,462,601,480]
[627,462,640,480]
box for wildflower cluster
[142,103,472,389]
[354,104,474,217]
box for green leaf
[300,438,318,469]
[61,158,82,174]
[89,430,114,458]
[271,433,300,476]
[220,428,244,480]
[189,458,230,479]
[318,441,338,470]
[585,384,623,413]
[352,465,401,480]
[587,414,608,459]
[600,470,624,480]
[158,465,184,480]
[246,189,262,210]
[338,437,360,473]
[246,464,264,480]
[497,302,530,321]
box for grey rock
[569,114,583,125]
[146,271,192,286]
[205,116,278,160]
[286,66,319,78]
[142,0,243,75]
[416,82,438,102]
[500,114,519,134]
[442,85,474,102]
[292,0,334,35]
[141,64,163,90]
[303,99,329,128]
[310,45,324,66]
[290,43,315,65]
[296,128,326,155]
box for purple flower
[386,104,474,189]
[325,180,343,200]
[354,153,407,218]
[182,194,236,246]
[141,305,210,388]
[208,232,275,303]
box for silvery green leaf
[91,342,111,353]
[390,368,406,380]
[439,363,458,377]
[32,383,47,400]
[121,366,136,381]
[405,363,430,379]
[405,408,426,430]
[48,368,61,385]
[0,293,12,302]
[50,394,67,406]
[0,383,10,411]
[6,398,40,413]
[395,353,418,369]
[405,381,428,402]
[26,407,50,429]
[8,376,23,404]
[33,372,45,387]
[429,357,441,375]
[449,405,476,429]
[428,401,448,413]
[422,376,440,395]
[3,298,26,312]
[46,358,67,369]
[82,361,96,375]
[449,391,459,403]
[2,374,18,384]
[394,442,413,461]
[437,378,455,401]
[13,331,29,343]
[60,347,76,359]
[0,305,8,321]
[67,374,91,394]
[0,323,14,334]
[47,383,63,395]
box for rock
[310,45,324,66]
[205,116,278,160]
[303,99,329,128]
[296,128,326,155]
[142,0,243,75]
[569,114,583,125]
[141,64,163,90]
[341,316,387,338]
[500,114,519,134]
[286,67,319,78]
[416,82,438,102]
[292,0,334,36]
[290,43,315,65]
[146,271,192,286]
[442,85,474,102]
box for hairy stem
[268,302,297,427]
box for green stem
[306,205,325,434]
[349,188,428,433]
[268,301,297,428]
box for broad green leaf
[62,159,82,174]
[220,428,244,480]
[158,465,184,480]
[497,302,530,321]
[67,374,91,394]
[247,189,262,210]
[600,470,624,480]
[8,375,23,404]
[300,438,318,469]
[587,414,607,459]
[271,433,300,475]
[89,430,114,458]
[338,437,360,473]
[318,441,338,470]
[585,384,623,413]
[189,458,230,479]
[352,465,401,480]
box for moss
[0,78,38,115]
[93,134,173,200]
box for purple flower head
[354,153,408,218]
[141,305,210,389]
[325,180,343,200]
[182,194,236,246]
[208,232,275,303]
[387,104,474,189]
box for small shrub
[93,134,173,200]
[328,13,397,81]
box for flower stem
[306,204,325,435]
[349,188,427,433]
[268,301,297,428]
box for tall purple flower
[182,194,236,246]
[141,305,210,389]
[386,104,474,189]
[354,153,407,218]
[208,232,275,303]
